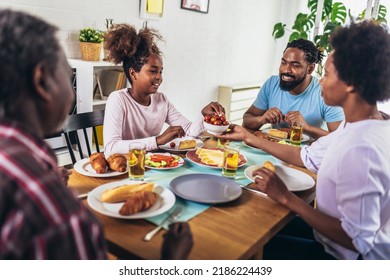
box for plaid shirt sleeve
[0,123,107,259]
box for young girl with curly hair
[103,24,224,155]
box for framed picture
[181,0,209,14]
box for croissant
[119,191,159,215]
[107,153,127,172]
[89,152,107,174]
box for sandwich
[267,129,289,139]
[100,182,155,203]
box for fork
[143,206,183,242]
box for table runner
[146,142,281,228]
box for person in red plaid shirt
[0,9,193,260]
[0,9,107,259]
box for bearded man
[243,39,344,139]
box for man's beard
[279,73,305,91]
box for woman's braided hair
[285,38,324,65]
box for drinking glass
[222,144,239,178]
[128,142,146,180]
[290,121,303,146]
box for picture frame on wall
[181,0,209,14]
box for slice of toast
[178,139,197,150]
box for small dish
[203,121,229,135]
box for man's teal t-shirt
[253,75,344,129]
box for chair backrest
[63,110,105,165]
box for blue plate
[170,174,242,204]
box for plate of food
[170,174,242,204]
[145,152,185,170]
[73,153,128,177]
[186,147,247,169]
[158,137,203,152]
[87,180,176,219]
[244,163,315,192]
[262,128,310,143]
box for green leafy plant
[79,28,104,43]
[272,0,387,75]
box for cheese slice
[196,148,224,166]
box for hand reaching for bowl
[201,102,225,116]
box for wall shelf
[68,59,123,113]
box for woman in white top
[219,21,390,259]
[103,24,224,155]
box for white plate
[145,152,185,170]
[244,164,315,192]
[242,141,266,153]
[170,174,242,204]
[158,137,203,152]
[87,180,176,219]
[262,128,310,143]
[73,158,128,178]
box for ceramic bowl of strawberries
[203,114,230,135]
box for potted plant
[79,27,104,61]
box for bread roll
[178,140,197,150]
[89,152,107,174]
[119,191,158,215]
[107,153,127,172]
[101,182,155,203]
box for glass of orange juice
[128,142,146,180]
[290,121,303,146]
[222,144,239,178]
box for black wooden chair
[63,110,105,165]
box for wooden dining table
[68,137,316,260]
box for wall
[1,0,389,117]
[0,0,298,121]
